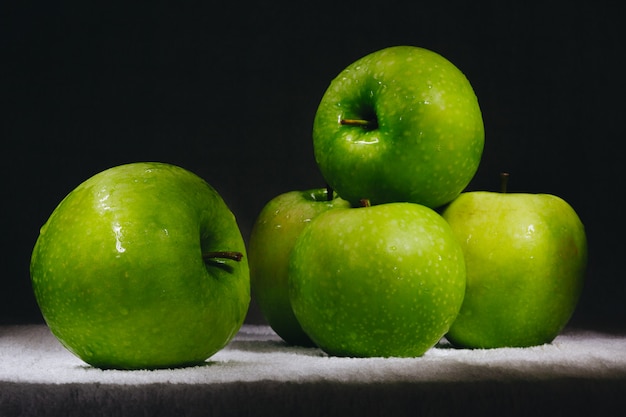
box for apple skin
[248,188,351,346]
[313,45,484,209]
[441,191,587,348]
[30,162,250,369]
[288,202,466,357]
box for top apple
[313,45,484,209]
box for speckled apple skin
[248,188,350,347]
[442,192,587,348]
[288,202,466,357]
[30,162,250,369]
[313,45,484,209]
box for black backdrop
[3,1,624,329]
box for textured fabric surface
[1,324,626,416]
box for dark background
[2,1,624,330]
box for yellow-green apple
[313,45,484,209]
[288,202,466,357]
[441,176,587,348]
[30,162,250,369]
[248,188,350,346]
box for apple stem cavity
[500,172,510,193]
[360,199,371,208]
[203,251,244,262]
[340,118,378,130]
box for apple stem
[203,251,243,262]
[326,184,333,201]
[500,172,510,193]
[360,199,371,207]
[340,118,378,129]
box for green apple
[288,202,466,357]
[313,45,484,209]
[248,188,351,346]
[441,177,587,348]
[30,162,250,369]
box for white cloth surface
[1,324,626,417]
[2,324,626,384]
